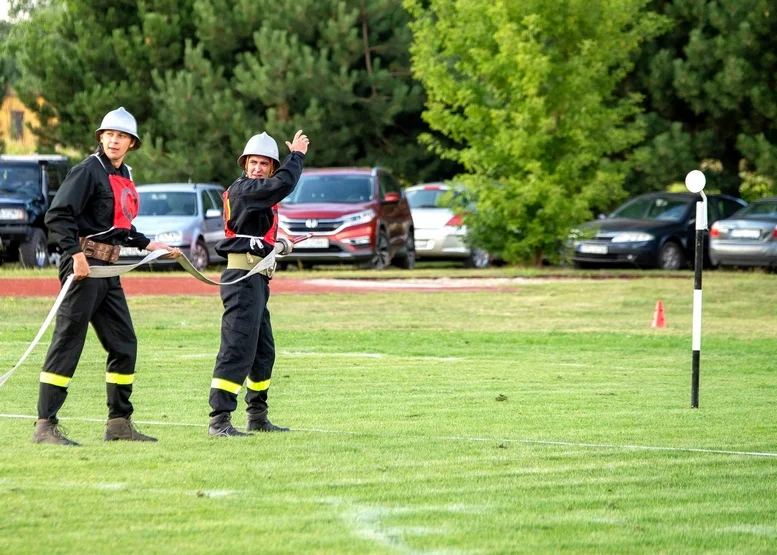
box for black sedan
[571,192,746,270]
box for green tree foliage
[9,0,444,185]
[9,0,189,152]
[627,0,777,197]
[0,20,17,153]
[0,21,18,92]
[405,0,666,264]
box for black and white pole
[685,170,707,408]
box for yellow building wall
[0,88,40,153]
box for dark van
[0,154,70,268]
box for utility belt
[79,237,121,264]
[227,253,275,278]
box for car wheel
[19,228,49,269]
[367,228,391,270]
[393,230,416,269]
[465,247,490,269]
[190,239,209,271]
[658,241,685,270]
[48,251,63,269]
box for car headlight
[0,208,26,221]
[155,231,183,243]
[611,232,654,243]
[342,209,376,227]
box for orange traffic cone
[651,300,666,328]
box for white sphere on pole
[685,170,706,193]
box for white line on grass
[2,413,775,458]
[180,351,462,362]
[330,499,467,555]
[435,435,777,459]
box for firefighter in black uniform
[32,107,181,446]
[208,130,309,436]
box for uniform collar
[94,150,128,177]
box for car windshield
[733,201,777,217]
[610,196,690,221]
[407,187,470,209]
[0,165,40,195]
[138,192,197,216]
[407,188,448,208]
[281,175,373,204]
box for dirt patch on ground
[0,276,532,297]
[303,277,569,290]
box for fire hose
[0,234,311,388]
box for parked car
[117,183,226,270]
[0,154,70,268]
[571,192,746,270]
[405,182,490,268]
[709,197,777,269]
[276,167,415,270]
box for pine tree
[626,0,777,197]
[10,0,445,185]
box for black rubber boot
[31,419,80,446]
[104,417,157,442]
[246,410,289,432]
[208,413,252,437]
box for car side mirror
[205,208,222,219]
[382,192,400,203]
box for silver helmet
[238,132,280,169]
[94,107,141,150]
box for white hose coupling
[276,237,293,256]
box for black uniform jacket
[45,151,151,257]
[216,151,305,258]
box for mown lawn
[0,270,775,553]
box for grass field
[1,269,776,553]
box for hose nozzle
[276,237,293,256]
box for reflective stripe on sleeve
[106,373,135,385]
[211,378,241,394]
[245,378,270,392]
[40,372,71,388]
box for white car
[405,183,489,268]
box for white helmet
[95,107,141,150]
[238,132,279,169]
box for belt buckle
[82,239,95,258]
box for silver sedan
[405,183,490,268]
[118,183,226,270]
[709,197,777,269]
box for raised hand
[285,130,310,155]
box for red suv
[277,167,415,270]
